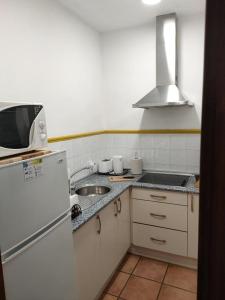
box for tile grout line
[161,263,197,295]
[118,254,141,299]
[104,257,197,299]
[162,283,197,295]
[117,273,131,299]
[156,263,169,300]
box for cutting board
[108,176,136,182]
[0,149,52,166]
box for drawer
[132,188,187,206]
[132,199,187,231]
[133,223,187,256]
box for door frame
[0,251,5,300]
[198,0,225,299]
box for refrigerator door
[2,213,76,300]
[0,151,70,253]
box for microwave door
[15,107,31,149]
[0,105,42,150]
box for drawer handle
[117,198,122,213]
[96,215,101,234]
[191,194,194,213]
[150,213,167,220]
[114,201,118,216]
[150,194,167,200]
[150,237,167,245]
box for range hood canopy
[133,13,193,109]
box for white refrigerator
[0,151,76,300]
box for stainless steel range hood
[133,13,193,109]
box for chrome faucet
[69,162,95,194]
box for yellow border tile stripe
[48,129,201,143]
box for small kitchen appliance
[98,159,113,174]
[0,102,48,158]
[112,155,124,174]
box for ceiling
[58,0,206,32]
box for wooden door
[198,0,225,298]
[0,252,5,300]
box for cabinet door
[188,194,199,259]
[99,200,118,285]
[117,189,131,259]
[73,217,101,300]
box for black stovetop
[137,172,191,187]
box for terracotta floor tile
[102,294,118,300]
[107,272,130,297]
[158,285,197,300]
[164,265,197,292]
[133,257,168,282]
[120,254,140,274]
[120,275,161,300]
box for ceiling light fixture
[142,0,161,5]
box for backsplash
[49,134,201,180]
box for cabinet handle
[191,194,194,213]
[150,194,167,200]
[117,198,122,213]
[150,213,167,220]
[114,201,118,216]
[96,215,101,234]
[150,237,167,245]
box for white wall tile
[50,133,201,178]
[153,135,170,150]
[186,135,201,150]
[170,135,187,150]
[170,150,187,166]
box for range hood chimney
[133,13,193,108]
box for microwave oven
[0,102,48,158]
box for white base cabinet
[133,223,188,256]
[132,188,199,261]
[73,189,130,300]
[188,194,199,259]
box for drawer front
[133,223,187,256]
[132,199,187,231]
[132,188,187,206]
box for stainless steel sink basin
[75,185,111,197]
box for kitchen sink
[75,185,111,197]
[74,184,112,211]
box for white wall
[0,3,203,176]
[102,13,205,130]
[0,0,104,137]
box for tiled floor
[101,254,197,300]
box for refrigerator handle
[1,209,71,265]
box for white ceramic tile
[50,133,201,176]
[153,135,170,149]
[170,150,187,166]
[186,135,201,150]
[154,163,171,172]
[186,150,201,167]
[170,164,188,173]
[141,149,154,169]
[139,134,154,149]
[154,149,170,165]
[170,135,187,150]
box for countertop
[71,172,199,232]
